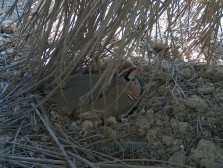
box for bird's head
[123,66,142,81]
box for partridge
[51,66,143,119]
[89,67,142,118]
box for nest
[0,0,223,167]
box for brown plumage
[51,66,143,119]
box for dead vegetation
[0,0,223,167]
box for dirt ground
[0,1,223,167]
[43,62,223,168]
[2,59,223,167]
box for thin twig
[30,103,76,168]
[12,120,24,154]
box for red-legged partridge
[51,66,143,119]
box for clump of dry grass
[0,0,222,167]
[1,0,222,95]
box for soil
[0,1,223,168]
[40,62,223,168]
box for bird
[89,66,143,119]
[50,66,143,120]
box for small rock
[216,92,223,101]
[170,118,189,132]
[0,20,17,34]
[135,116,151,133]
[168,151,186,166]
[146,129,157,142]
[1,33,12,39]
[0,36,8,45]
[155,119,163,126]
[202,129,212,137]
[171,99,187,113]
[30,124,41,132]
[0,51,6,58]
[67,122,80,132]
[203,65,223,82]
[6,48,14,54]
[158,85,168,95]
[0,134,11,143]
[182,95,208,113]
[50,111,60,120]
[162,135,173,147]
[159,72,172,82]
[198,83,215,94]
[191,139,223,168]
[61,106,73,115]
[0,8,6,15]
[105,127,116,139]
[180,68,193,79]
[41,135,51,142]
[54,122,62,129]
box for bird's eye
[129,67,135,72]
[137,67,142,72]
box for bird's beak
[127,70,137,80]
[127,66,142,80]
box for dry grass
[0,0,222,167]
